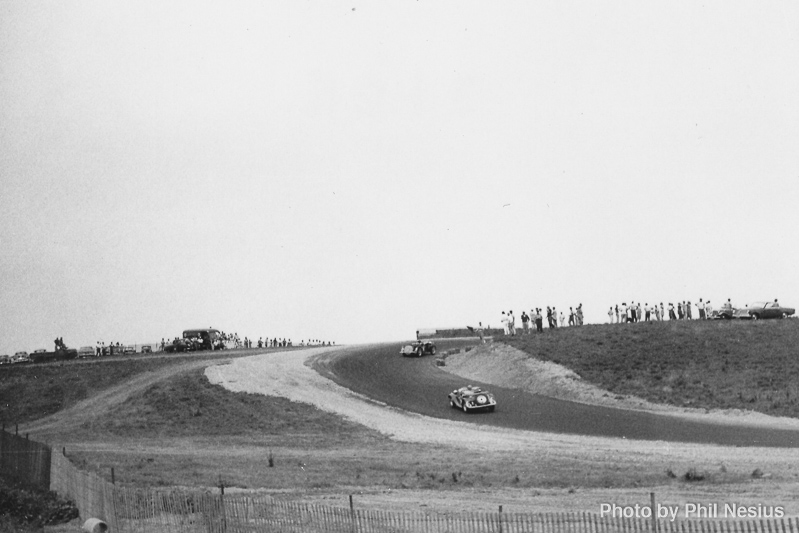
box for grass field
[4,321,799,515]
[502,319,799,416]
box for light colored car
[734,301,795,320]
[11,351,31,364]
[0,355,11,365]
[78,346,96,358]
[448,385,497,413]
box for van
[182,329,221,351]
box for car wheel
[450,400,455,408]
[431,346,437,355]
[782,312,788,319]
[462,402,468,413]
[751,314,759,320]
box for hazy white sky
[2,1,798,353]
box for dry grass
[502,319,799,416]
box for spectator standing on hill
[677,302,684,319]
[697,298,706,319]
[620,303,627,323]
[501,312,509,335]
[686,301,693,320]
[659,303,665,321]
[668,303,676,320]
[568,307,575,326]
[558,312,564,327]
[521,311,529,334]
[534,309,543,332]
[613,305,619,323]
[508,310,516,335]
[632,302,639,323]
[706,301,713,318]
[576,304,584,325]
[644,303,650,321]
[608,307,614,323]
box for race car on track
[399,340,437,357]
[448,385,496,413]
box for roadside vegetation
[0,475,78,532]
[0,351,273,426]
[502,319,799,417]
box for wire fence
[1,428,797,533]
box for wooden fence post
[651,493,658,533]
[349,494,357,533]
[219,474,227,533]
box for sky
[1,1,798,353]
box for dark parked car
[400,341,437,357]
[164,339,189,353]
[448,385,496,413]
[734,301,795,320]
[78,346,95,358]
[141,345,152,354]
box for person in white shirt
[697,298,706,319]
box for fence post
[350,494,357,533]
[219,474,227,533]
[651,493,658,533]
[499,505,504,533]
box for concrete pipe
[82,518,108,533]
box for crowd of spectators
[500,305,585,335]
[607,299,736,323]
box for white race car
[448,385,496,413]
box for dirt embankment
[442,342,799,430]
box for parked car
[164,339,189,353]
[33,349,47,354]
[711,305,736,320]
[448,385,497,413]
[399,340,437,357]
[11,351,31,364]
[78,346,96,358]
[734,301,795,320]
[141,345,152,354]
[0,355,10,365]
[123,345,136,355]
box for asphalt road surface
[312,340,799,448]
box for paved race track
[312,340,799,448]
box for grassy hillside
[0,351,276,426]
[501,319,799,417]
